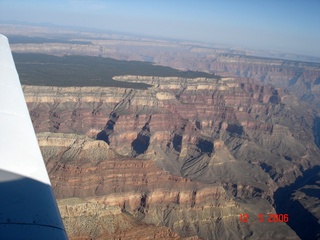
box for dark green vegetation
[8,35,91,45]
[13,53,217,89]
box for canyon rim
[3,25,320,239]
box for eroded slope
[23,76,320,239]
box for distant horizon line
[1,20,320,64]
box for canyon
[24,75,320,239]
[3,24,320,239]
[6,24,319,113]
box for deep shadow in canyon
[96,112,119,145]
[313,116,320,148]
[131,122,151,157]
[273,166,320,240]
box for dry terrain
[3,24,320,239]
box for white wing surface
[0,34,67,239]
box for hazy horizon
[1,0,319,57]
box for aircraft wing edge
[0,34,67,239]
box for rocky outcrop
[58,198,202,240]
[26,74,320,239]
[26,76,319,180]
[39,132,298,239]
[11,29,320,112]
[10,26,320,238]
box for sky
[0,0,320,57]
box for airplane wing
[0,34,67,239]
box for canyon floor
[3,24,320,240]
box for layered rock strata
[39,132,297,239]
[11,31,320,112]
[58,198,201,240]
[24,75,320,239]
[4,24,320,239]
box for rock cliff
[10,29,320,112]
[24,75,320,239]
[8,25,320,239]
[57,198,201,240]
[38,132,297,240]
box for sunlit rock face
[25,75,320,239]
[13,37,320,111]
[7,26,320,238]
